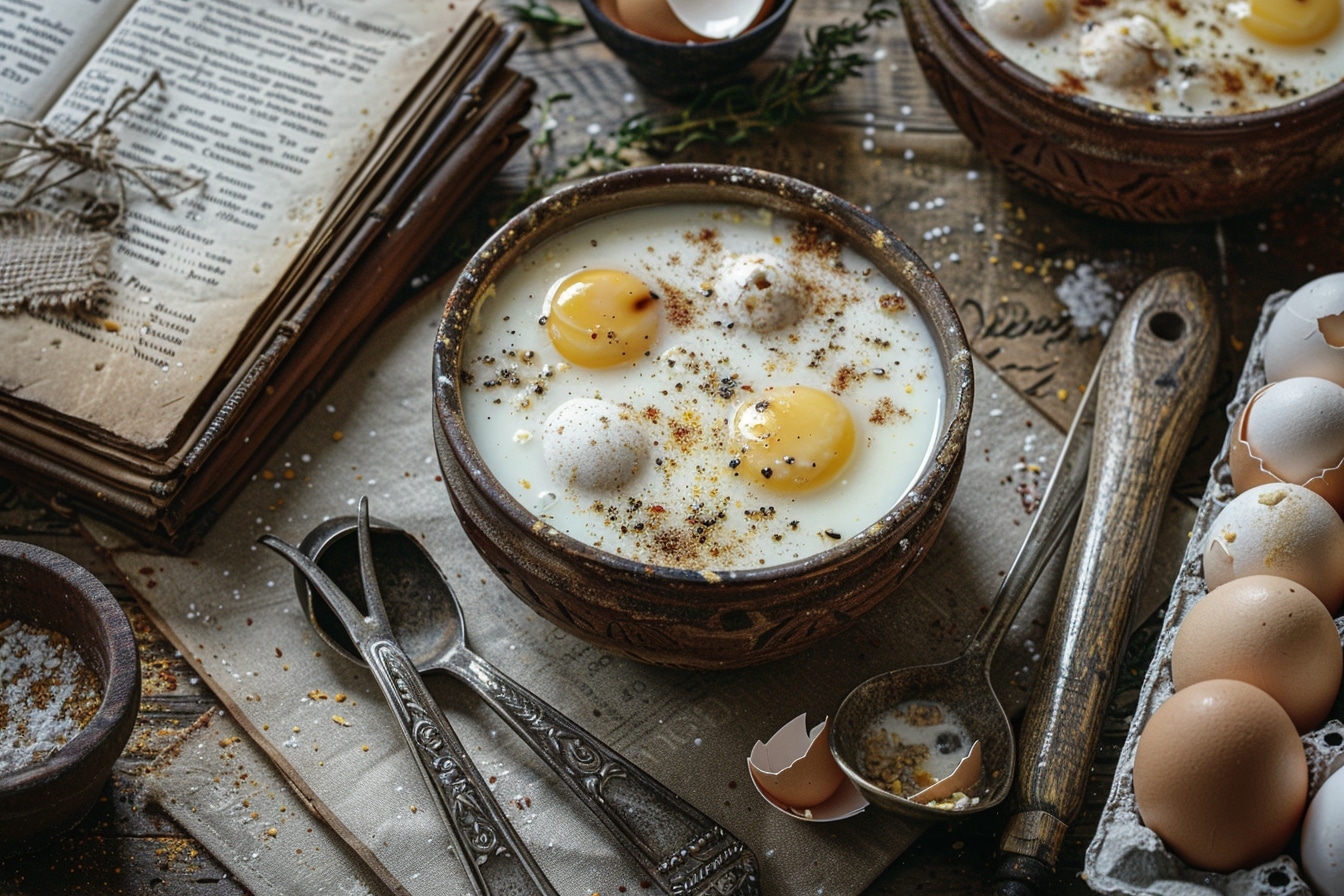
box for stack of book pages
[0,0,534,549]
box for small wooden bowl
[901,0,1344,222]
[580,0,797,98]
[0,541,140,857]
[433,164,973,669]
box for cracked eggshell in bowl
[1202,482,1344,615]
[747,714,867,821]
[1264,273,1344,387]
[1229,376,1344,515]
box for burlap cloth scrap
[87,279,1191,895]
[0,209,112,312]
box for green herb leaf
[506,0,585,45]
[528,0,897,187]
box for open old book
[0,0,533,548]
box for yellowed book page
[0,0,481,453]
[0,0,135,123]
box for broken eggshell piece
[666,0,766,38]
[1263,272,1344,387]
[908,738,983,805]
[1229,377,1344,515]
[747,714,867,821]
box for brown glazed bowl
[432,164,973,669]
[0,540,140,856]
[580,0,797,98]
[901,0,1344,223]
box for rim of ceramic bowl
[434,162,973,587]
[0,541,139,791]
[914,0,1344,135]
[582,0,797,47]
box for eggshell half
[1303,765,1344,896]
[1171,575,1343,732]
[1202,483,1344,614]
[1264,272,1344,387]
[1133,679,1308,873]
[747,714,867,820]
[1229,377,1344,514]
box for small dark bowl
[902,0,1344,222]
[0,541,139,857]
[580,0,797,98]
[433,163,973,670]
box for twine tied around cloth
[0,72,203,313]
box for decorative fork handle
[368,639,559,896]
[445,649,761,896]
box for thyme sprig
[521,0,897,204]
[506,0,585,45]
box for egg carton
[1085,288,1344,896]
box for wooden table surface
[3,1,1343,893]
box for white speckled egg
[1202,483,1344,614]
[1078,16,1172,87]
[1263,273,1344,387]
[1230,377,1344,514]
[542,398,648,491]
[1303,765,1344,896]
[716,253,801,332]
[974,0,1066,38]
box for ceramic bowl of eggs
[578,0,797,97]
[432,163,973,670]
[901,0,1344,222]
[1086,272,1344,893]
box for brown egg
[1171,575,1343,732]
[612,0,706,42]
[1229,377,1344,515]
[609,0,774,42]
[1134,679,1308,873]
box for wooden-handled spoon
[995,267,1218,894]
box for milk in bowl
[456,202,946,571]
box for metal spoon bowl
[294,516,760,896]
[830,366,1096,820]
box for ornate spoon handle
[367,639,558,896]
[445,649,761,896]
[262,532,558,896]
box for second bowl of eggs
[902,0,1344,221]
[579,0,798,97]
[432,164,972,669]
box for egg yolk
[731,386,855,493]
[1239,0,1340,44]
[546,269,660,368]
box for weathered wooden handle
[996,268,1219,887]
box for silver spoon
[293,510,761,896]
[260,498,559,896]
[828,356,1097,820]
[829,268,1215,823]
